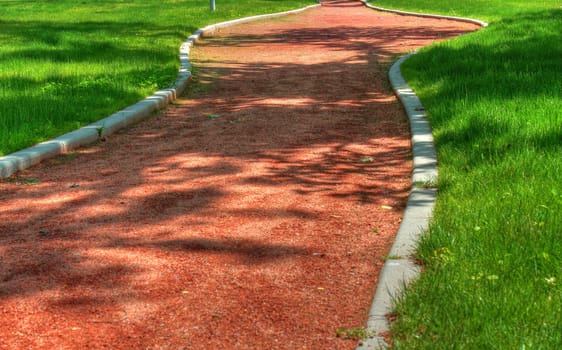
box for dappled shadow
[321,0,363,7]
[0,1,480,347]
[204,25,475,56]
[105,237,310,263]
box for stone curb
[361,1,488,28]
[357,3,487,349]
[0,4,320,179]
[356,54,437,350]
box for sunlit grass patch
[369,1,562,348]
[0,0,312,156]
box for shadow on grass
[400,9,562,166]
[0,18,194,155]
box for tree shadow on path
[0,2,480,348]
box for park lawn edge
[366,1,562,349]
[0,1,318,177]
[0,0,315,157]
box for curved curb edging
[357,53,437,350]
[361,0,488,27]
[357,4,487,349]
[0,3,320,179]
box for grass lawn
[370,0,562,348]
[0,0,312,156]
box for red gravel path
[0,1,478,349]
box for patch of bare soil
[0,1,478,349]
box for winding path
[0,1,478,348]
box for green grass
[0,0,312,156]
[371,0,557,22]
[370,1,562,349]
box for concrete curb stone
[0,4,320,179]
[357,3,487,349]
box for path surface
[0,1,478,349]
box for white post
[210,0,216,11]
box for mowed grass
[372,0,556,22]
[371,1,562,349]
[0,0,312,156]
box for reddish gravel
[0,1,479,349]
